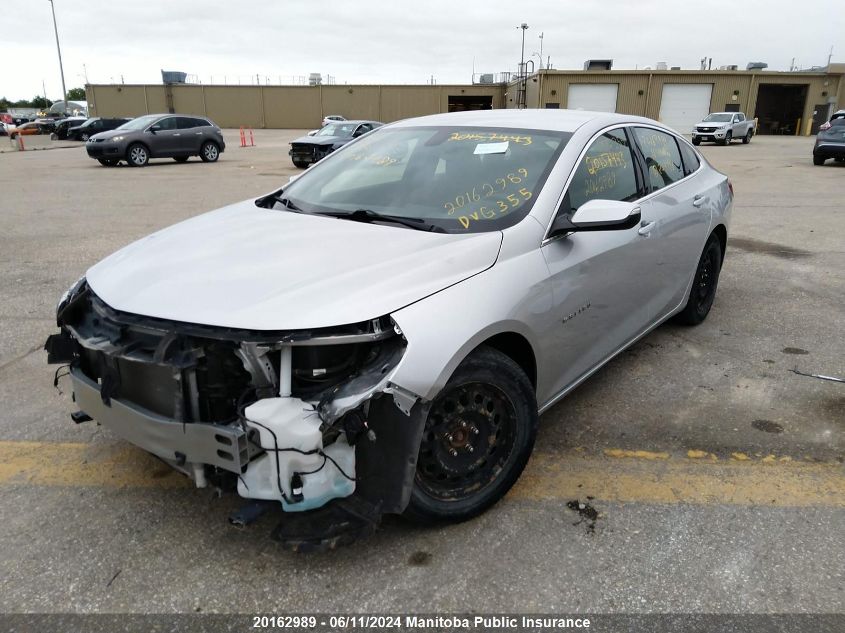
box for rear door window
[632,127,684,192]
[177,117,198,129]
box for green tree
[66,87,86,100]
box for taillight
[819,121,831,131]
[728,180,734,197]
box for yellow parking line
[512,451,845,507]
[0,441,188,488]
[0,441,842,508]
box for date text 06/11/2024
[250,615,592,629]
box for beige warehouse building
[86,63,844,135]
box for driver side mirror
[149,125,161,133]
[549,200,641,237]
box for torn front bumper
[70,367,254,477]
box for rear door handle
[693,194,706,207]
[638,221,656,236]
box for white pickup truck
[691,112,755,145]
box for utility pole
[48,0,68,114]
[518,23,528,108]
[539,32,544,69]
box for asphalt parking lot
[0,131,842,614]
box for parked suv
[692,112,755,145]
[86,114,225,167]
[67,117,129,141]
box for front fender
[389,224,552,402]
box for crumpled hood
[291,135,348,146]
[86,200,502,330]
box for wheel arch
[711,223,727,263]
[475,332,537,390]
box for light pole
[48,0,68,113]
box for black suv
[67,117,130,141]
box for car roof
[328,119,380,125]
[388,109,662,134]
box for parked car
[85,113,225,167]
[66,117,130,141]
[289,120,383,167]
[322,114,346,127]
[8,122,49,139]
[50,116,88,140]
[813,117,845,165]
[46,110,731,548]
[691,112,755,145]
[818,110,845,132]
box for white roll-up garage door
[658,84,713,133]
[567,84,618,112]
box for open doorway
[753,84,808,135]
[447,95,493,112]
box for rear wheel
[126,143,149,167]
[97,158,118,167]
[813,155,826,166]
[200,141,219,162]
[742,129,752,144]
[404,346,538,524]
[174,156,189,163]
[674,234,722,326]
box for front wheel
[292,160,308,169]
[674,234,722,326]
[200,141,219,162]
[174,156,189,163]
[80,132,90,141]
[813,155,826,166]
[97,158,118,167]
[404,346,538,524]
[721,132,732,146]
[692,138,701,146]
[126,143,149,167]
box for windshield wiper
[322,209,446,233]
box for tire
[174,156,189,163]
[97,159,118,167]
[674,234,723,326]
[292,160,308,169]
[200,141,219,162]
[692,138,701,146]
[721,132,732,146]
[813,155,826,166]
[742,129,752,144]
[403,346,538,524]
[80,132,90,141]
[50,132,58,140]
[126,143,149,167]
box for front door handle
[638,221,656,236]
[693,194,706,208]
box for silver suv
[85,113,225,167]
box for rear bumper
[813,142,845,159]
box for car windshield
[279,126,571,233]
[317,123,358,137]
[116,115,159,131]
[703,114,733,122]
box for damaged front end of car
[45,279,428,550]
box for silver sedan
[47,109,731,548]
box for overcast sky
[2,0,841,101]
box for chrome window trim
[541,122,703,246]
